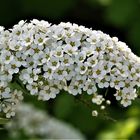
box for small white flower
[65,36,81,48]
[47,57,60,70]
[106,100,111,105]
[60,54,74,66]
[92,110,98,117]
[1,50,14,64]
[21,32,34,46]
[114,90,122,100]
[8,40,23,51]
[68,82,82,95]
[64,44,78,56]
[86,55,98,67]
[5,59,21,74]
[43,65,54,79]
[0,26,4,32]
[101,105,105,110]
[83,79,97,95]
[75,51,86,63]
[53,67,67,80]
[75,62,88,74]
[92,68,106,80]
[34,33,47,46]
[121,98,131,107]
[92,94,104,105]
[64,65,75,80]
[53,47,64,58]
[26,82,38,95]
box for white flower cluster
[0,19,140,117]
[0,26,23,118]
[0,87,23,118]
[6,103,85,139]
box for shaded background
[0,0,140,139]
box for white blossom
[92,110,98,117]
[6,103,85,139]
[92,94,105,105]
[0,19,140,118]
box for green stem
[75,95,93,110]
[9,76,29,95]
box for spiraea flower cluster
[0,27,23,118]
[6,103,85,139]
[0,19,140,117]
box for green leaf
[54,92,75,119]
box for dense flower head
[6,103,85,139]
[0,19,140,117]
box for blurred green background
[0,0,140,139]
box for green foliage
[97,103,140,140]
[128,21,140,55]
[54,92,76,119]
[105,0,139,27]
